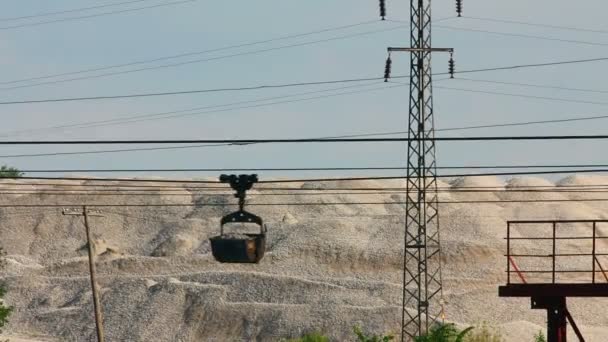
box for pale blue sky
[1,0,608,179]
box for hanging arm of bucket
[220,210,264,233]
[219,174,264,235]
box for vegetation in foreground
[534,331,546,342]
[0,166,22,178]
[414,323,473,342]
[463,322,505,342]
[285,322,549,342]
[0,247,13,336]
[283,326,394,342]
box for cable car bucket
[210,174,267,263]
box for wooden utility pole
[63,206,105,342]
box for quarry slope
[0,175,607,341]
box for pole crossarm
[388,47,453,53]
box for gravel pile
[0,177,607,341]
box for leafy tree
[0,166,22,178]
[414,323,473,342]
[353,325,394,342]
[534,331,546,342]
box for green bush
[0,248,12,334]
[0,166,22,178]
[283,326,395,342]
[464,323,505,342]
[353,325,394,342]
[414,323,473,342]
[283,332,330,342]
[534,331,546,342]
[0,287,11,332]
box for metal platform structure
[499,220,608,342]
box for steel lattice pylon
[400,0,445,340]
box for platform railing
[506,220,608,285]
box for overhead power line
[0,143,234,158]
[0,82,401,138]
[462,16,608,35]
[434,85,608,107]
[0,78,383,106]
[441,57,608,76]
[4,56,608,105]
[15,164,608,173]
[0,0,161,22]
[6,197,608,208]
[393,80,608,107]
[0,144,232,158]
[4,180,608,191]
[3,135,608,145]
[2,111,608,159]
[0,24,405,91]
[5,186,608,195]
[436,113,608,132]
[253,169,608,184]
[454,78,608,95]
[0,19,379,87]
[0,0,197,31]
[6,168,608,185]
[435,24,608,48]
[7,188,608,196]
[0,82,388,136]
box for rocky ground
[0,175,607,341]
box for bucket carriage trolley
[209,174,267,263]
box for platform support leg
[531,296,567,342]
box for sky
[1,0,608,180]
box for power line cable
[436,114,608,132]
[0,82,388,136]
[3,111,608,159]
[0,77,383,106]
[435,24,608,48]
[0,24,406,91]
[252,169,608,184]
[3,32,604,95]
[0,19,379,87]
[442,57,608,76]
[7,188,608,196]
[6,187,608,195]
[0,0,197,31]
[462,16,608,35]
[0,0,162,22]
[4,135,608,145]
[0,144,232,158]
[454,77,608,95]
[10,176,221,184]
[434,85,608,106]
[8,74,608,139]
[6,197,608,208]
[15,164,608,173]
[392,79,608,107]
[56,83,400,129]
[5,180,608,191]
[5,56,608,106]
[4,167,608,185]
